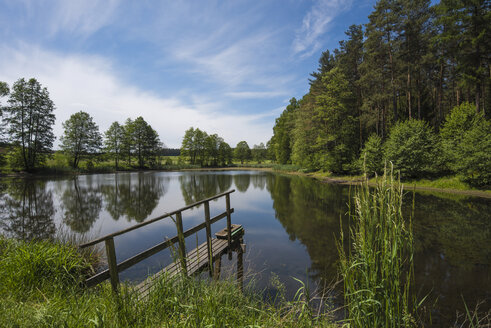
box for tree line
[0,78,163,171]
[179,127,268,166]
[269,0,490,186]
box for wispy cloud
[0,45,274,148]
[225,91,288,99]
[293,0,353,58]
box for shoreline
[2,166,490,199]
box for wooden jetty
[79,190,245,296]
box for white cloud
[0,45,274,148]
[225,91,288,99]
[293,0,353,58]
[48,0,121,37]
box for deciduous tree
[60,111,102,169]
[4,78,55,171]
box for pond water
[0,170,489,326]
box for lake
[0,170,489,326]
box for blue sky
[0,0,376,148]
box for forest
[268,0,490,186]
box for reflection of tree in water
[251,174,266,190]
[266,174,349,285]
[0,179,56,241]
[179,173,232,205]
[234,174,251,193]
[62,176,102,233]
[101,173,167,222]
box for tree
[4,78,55,171]
[252,143,267,163]
[180,127,197,164]
[385,119,437,178]
[60,111,102,169]
[104,121,124,169]
[272,98,298,164]
[128,117,161,168]
[439,102,480,171]
[456,116,490,186]
[218,141,233,166]
[313,67,358,173]
[436,0,490,113]
[234,141,251,164]
[359,134,384,176]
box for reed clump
[338,166,418,327]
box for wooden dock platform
[79,190,245,296]
[137,224,244,298]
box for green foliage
[234,140,251,164]
[272,98,298,164]
[314,68,358,173]
[385,119,437,178]
[60,111,102,169]
[455,117,491,186]
[0,237,336,327]
[440,102,480,171]
[180,127,232,167]
[359,134,384,176]
[104,121,124,169]
[126,116,161,168]
[252,142,267,163]
[0,237,90,301]
[3,78,55,172]
[339,169,418,327]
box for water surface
[0,171,489,326]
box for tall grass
[338,167,418,327]
[0,236,337,327]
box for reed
[338,165,418,327]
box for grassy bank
[0,236,336,327]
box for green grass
[0,236,336,327]
[338,168,419,327]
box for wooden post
[204,201,213,277]
[105,237,119,292]
[175,211,187,275]
[226,193,232,260]
[213,255,222,280]
[237,238,244,292]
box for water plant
[338,166,419,327]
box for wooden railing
[79,189,235,291]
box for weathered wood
[105,237,119,292]
[215,224,243,239]
[204,201,213,277]
[175,211,187,275]
[84,210,235,288]
[226,193,232,255]
[214,255,222,280]
[80,190,235,248]
[136,237,233,298]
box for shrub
[359,134,384,176]
[385,119,437,178]
[456,117,491,186]
[440,102,480,172]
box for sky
[0,0,377,148]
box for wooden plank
[136,238,231,298]
[80,189,235,248]
[215,224,243,239]
[175,211,187,275]
[204,201,213,276]
[105,237,119,292]
[226,193,232,249]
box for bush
[456,117,491,186]
[359,134,384,176]
[440,102,480,172]
[385,119,437,178]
